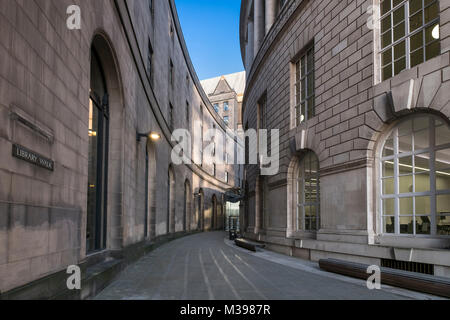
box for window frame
[294,45,315,126]
[379,115,450,237]
[379,0,441,81]
[296,152,321,232]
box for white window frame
[378,0,440,82]
[293,45,315,127]
[379,115,450,237]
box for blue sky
[175,0,244,80]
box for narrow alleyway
[94,232,435,300]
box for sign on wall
[12,144,54,171]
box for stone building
[0,0,235,299]
[201,71,246,189]
[201,71,246,131]
[240,0,450,277]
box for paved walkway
[94,232,440,300]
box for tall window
[169,59,174,89]
[224,101,229,111]
[147,39,153,83]
[200,106,204,166]
[294,45,315,126]
[213,103,219,113]
[380,115,450,236]
[380,0,440,81]
[186,101,190,123]
[169,103,174,130]
[224,116,229,126]
[87,49,109,253]
[297,152,320,231]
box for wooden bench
[319,258,450,298]
[235,238,265,252]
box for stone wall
[240,0,450,276]
[0,0,233,295]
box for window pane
[415,154,430,173]
[398,119,413,136]
[307,73,314,96]
[398,134,412,153]
[436,125,450,146]
[307,97,315,118]
[410,31,424,52]
[425,40,440,60]
[410,11,423,32]
[436,171,450,192]
[298,179,304,204]
[399,175,413,193]
[409,0,423,14]
[415,172,431,192]
[413,116,429,131]
[426,23,440,44]
[383,178,395,195]
[414,129,429,150]
[416,216,432,235]
[305,218,311,231]
[393,0,403,8]
[297,207,303,230]
[383,161,395,177]
[383,198,395,215]
[437,216,450,235]
[400,197,413,215]
[436,149,450,171]
[394,56,406,75]
[394,22,405,41]
[416,196,431,215]
[394,41,406,59]
[424,2,439,24]
[437,194,450,215]
[381,0,391,15]
[400,216,414,234]
[382,16,391,33]
[410,48,424,67]
[384,216,396,233]
[382,31,392,49]
[399,156,413,174]
[382,49,392,66]
[382,64,393,80]
[301,79,306,99]
[393,6,405,25]
[383,138,394,157]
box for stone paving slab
[94,232,445,300]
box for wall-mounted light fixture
[136,131,161,142]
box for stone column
[254,0,265,57]
[265,0,277,34]
[246,19,254,70]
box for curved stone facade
[240,0,450,276]
[0,0,235,297]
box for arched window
[380,115,450,236]
[297,152,320,232]
[184,180,191,232]
[212,195,217,230]
[167,167,175,234]
[87,48,109,253]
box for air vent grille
[381,259,434,275]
